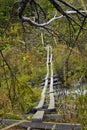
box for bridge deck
[32,110,44,122]
[2,119,81,130]
[2,46,81,130]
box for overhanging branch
[20,10,87,28]
[17,0,87,31]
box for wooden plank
[1,120,26,130]
[41,81,62,88]
[28,122,81,130]
[34,46,50,110]
[48,93,56,112]
[2,119,81,130]
[27,127,31,130]
[35,95,46,110]
[44,114,67,120]
[41,78,59,84]
[42,74,58,82]
[41,74,59,85]
[53,78,58,82]
[53,82,62,86]
[48,46,56,112]
[32,110,44,122]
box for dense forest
[0,0,87,129]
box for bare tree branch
[56,0,86,17]
[20,10,87,28]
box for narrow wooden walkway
[28,46,81,129]
[1,46,81,130]
[33,46,50,110]
[48,46,55,112]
